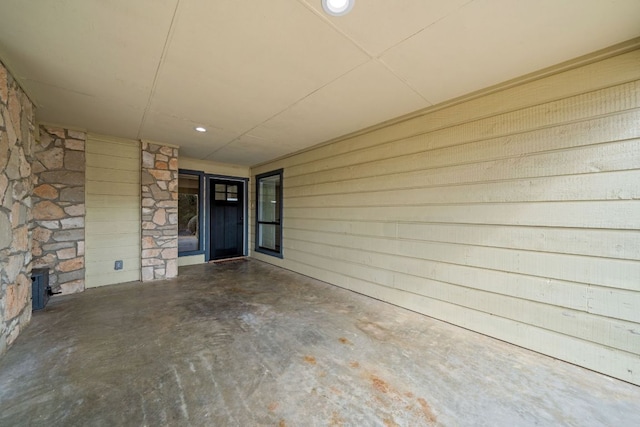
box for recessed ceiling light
[322,0,354,16]
[194,126,207,133]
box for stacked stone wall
[31,126,85,294]
[141,142,178,281]
[0,61,35,355]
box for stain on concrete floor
[1,259,639,426]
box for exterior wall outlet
[114,260,123,270]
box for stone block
[0,212,12,248]
[155,161,168,170]
[142,258,165,267]
[2,182,13,209]
[8,89,21,133]
[77,241,85,256]
[45,126,65,138]
[142,236,156,249]
[150,185,170,201]
[38,130,53,149]
[37,220,60,230]
[11,225,29,251]
[60,217,85,229]
[169,158,178,170]
[52,229,84,242]
[56,247,76,260]
[142,198,155,207]
[142,151,155,168]
[12,180,28,202]
[31,160,46,174]
[157,181,167,190]
[156,200,177,208]
[0,175,8,207]
[57,257,84,273]
[159,146,173,156]
[161,248,177,260]
[4,285,18,320]
[66,130,85,141]
[141,171,154,185]
[59,186,85,203]
[168,214,178,225]
[141,267,154,281]
[0,64,7,104]
[33,226,53,243]
[141,249,162,258]
[59,279,84,294]
[64,139,85,151]
[32,241,42,256]
[0,131,9,170]
[152,209,166,226]
[5,147,21,180]
[4,253,24,283]
[33,184,58,199]
[42,241,74,251]
[64,151,84,171]
[39,171,83,186]
[154,268,166,279]
[166,259,178,278]
[4,109,17,146]
[58,269,84,283]
[149,169,171,181]
[36,147,64,170]
[33,200,65,220]
[19,151,31,178]
[10,201,27,227]
[34,253,56,268]
[63,204,84,216]
[6,276,30,320]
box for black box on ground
[31,268,51,311]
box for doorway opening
[209,178,246,260]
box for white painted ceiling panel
[28,81,145,138]
[380,0,640,104]
[207,134,297,166]
[241,60,429,153]
[140,112,239,159]
[300,0,472,56]
[0,0,639,166]
[0,0,176,109]
[144,0,370,136]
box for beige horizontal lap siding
[251,47,640,385]
[85,135,141,287]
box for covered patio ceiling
[1,0,639,165]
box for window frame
[254,169,283,258]
[177,169,205,257]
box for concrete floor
[1,260,639,426]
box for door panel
[210,179,244,260]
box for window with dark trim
[255,169,283,258]
[178,170,204,255]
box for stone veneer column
[31,126,86,294]
[0,60,35,355]
[141,142,178,281]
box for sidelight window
[178,171,204,255]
